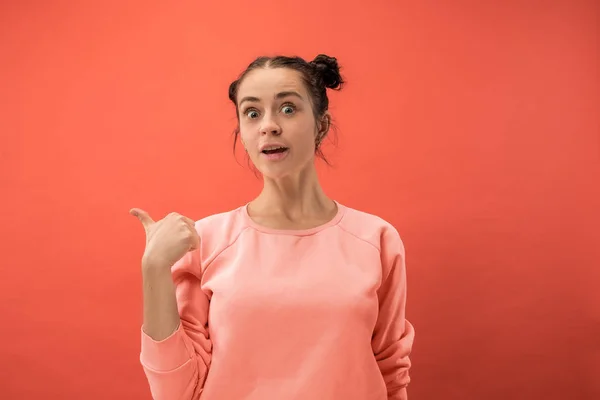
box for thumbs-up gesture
[130,208,200,271]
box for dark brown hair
[228,54,345,163]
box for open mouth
[261,147,288,155]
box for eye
[281,103,296,115]
[245,109,260,119]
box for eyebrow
[238,91,304,107]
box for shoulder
[338,204,406,279]
[195,206,246,233]
[193,205,249,268]
[338,204,405,255]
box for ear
[316,112,331,142]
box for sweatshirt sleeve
[372,226,415,400]
[139,249,212,400]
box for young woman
[130,54,415,400]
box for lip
[261,148,289,162]
[259,142,289,152]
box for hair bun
[310,54,344,90]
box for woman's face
[236,67,326,179]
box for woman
[130,54,415,400]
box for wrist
[141,254,170,272]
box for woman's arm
[372,226,415,400]
[142,259,182,341]
[140,250,212,400]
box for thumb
[129,208,155,231]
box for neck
[251,164,334,219]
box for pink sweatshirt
[140,201,414,400]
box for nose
[259,114,282,136]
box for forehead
[237,68,307,101]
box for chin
[252,151,315,180]
[258,162,316,182]
[258,165,294,180]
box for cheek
[239,124,256,146]
[289,132,318,161]
[291,116,317,143]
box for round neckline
[241,200,346,236]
